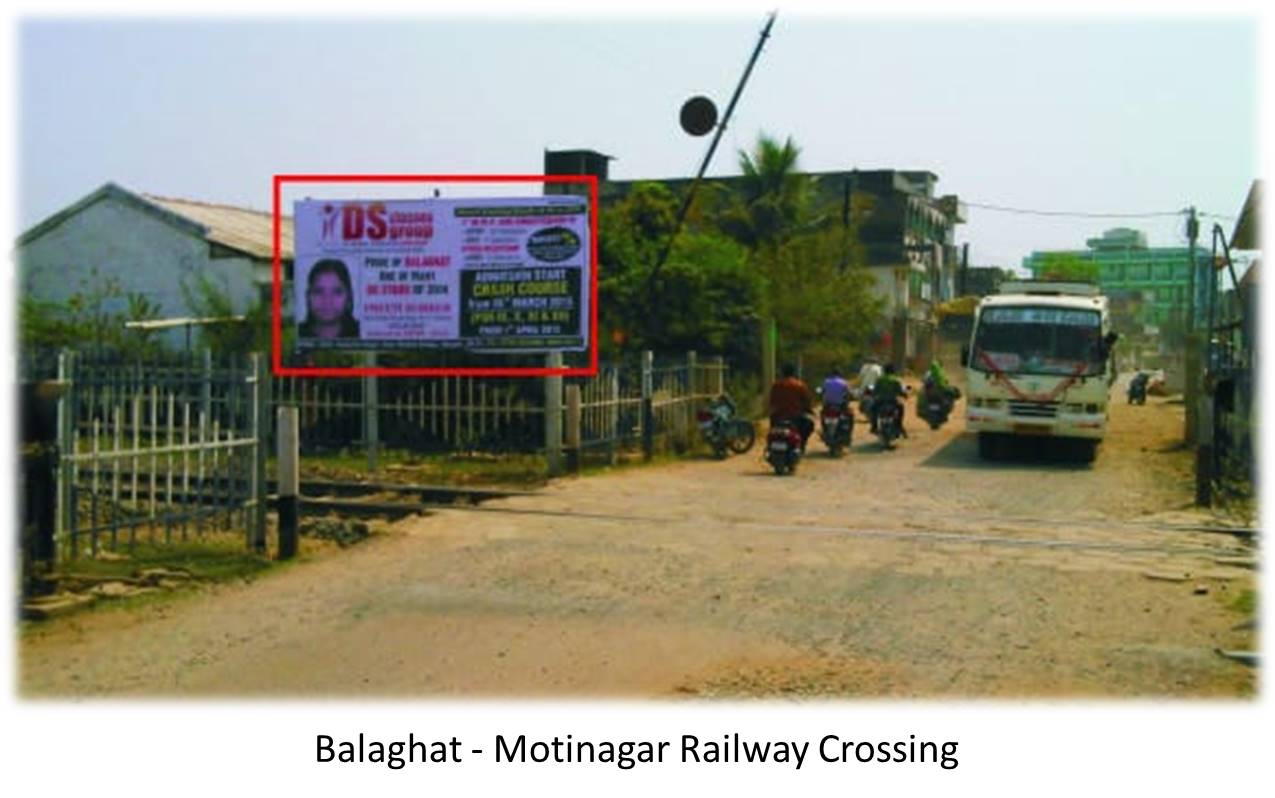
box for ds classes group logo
[320,202,435,244]
[526,226,581,263]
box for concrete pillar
[565,384,581,474]
[761,319,776,415]
[641,350,654,460]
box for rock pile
[301,518,371,547]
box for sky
[16,15,1259,269]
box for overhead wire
[963,201,1187,219]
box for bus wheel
[1075,439,1098,464]
[977,432,998,460]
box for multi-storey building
[1022,227,1211,331]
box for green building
[1022,227,1211,331]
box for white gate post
[250,352,269,553]
[55,349,76,562]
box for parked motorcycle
[696,395,756,458]
[818,402,853,456]
[918,377,960,430]
[1127,372,1149,405]
[765,419,804,475]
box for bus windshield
[971,306,1105,377]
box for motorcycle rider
[857,356,884,432]
[925,359,951,392]
[874,362,908,438]
[769,363,816,453]
[820,368,852,412]
[924,359,958,404]
[1128,371,1149,403]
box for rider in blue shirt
[820,369,852,409]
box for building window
[1127,264,1149,281]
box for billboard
[293,196,590,352]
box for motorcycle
[918,376,960,430]
[858,385,875,427]
[877,399,904,450]
[818,401,853,456]
[1127,372,1149,405]
[765,419,804,475]
[696,395,756,458]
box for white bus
[963,281,1117,462]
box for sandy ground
[19,378,1258,699]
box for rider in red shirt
[768,363,815,451]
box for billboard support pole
[363,352,378,473]
[545,352,563,476]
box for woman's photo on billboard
[298,258,360,339]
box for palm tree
[717,134,817,250]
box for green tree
[1035,253,1099,283]
[604,233,764,362]
[598,182,679,284]
[715,134,819,249]
[716,133,879,371]
[765,226,883,374]
[19,296,72,350]
[19,267,162,358]
[180,273,271,356]
[598,182,765,365]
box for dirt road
[21,383,1257,698]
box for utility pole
[1186,206,1199,331]
[1184,206,1199,444]
[959,242,970,296]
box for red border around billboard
[272,174,599,378]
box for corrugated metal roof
[144,193,293,260]
[1231,180,1261,251]
[17,182,294,261]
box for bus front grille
[1009,401,1059,418]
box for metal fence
[48,350,268,561]
[268,351,728,461]
[272,374,545,454]
[1206,227,1255,495]
[569,353,727,463]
